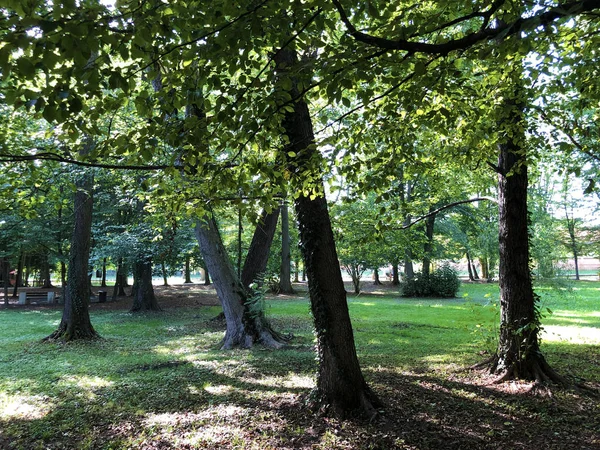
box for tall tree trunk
[241,208,280,288]
[294,259,300,282]
[41,252,53,288]
[203,263,211,285]
[45,168,99,341]
[279,203,294,294]
[422,212,436,278]
[484,68,562,384]
[480,258,489,280]
[565,214,580,280]
[161,261,169,286]
[130,257,161,312]
[101,257,107,287]
[466,251,475,281]
[112,258,127,301]
[373,268,382,285]
[275,47,380,417]
[195,215,286,349]
[184,254,193,283]
[392,262,400,285]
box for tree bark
[466,251,475,281]
[41,252,53,288]
[130,257,161,312]
[275,47,380,417]
[279,203,294,294]
[184,254,193,283]
[391,262,400,285]
[241,208,280,288]
[161,261,169,286]
[195,215,286,349]
[484,73,562,385]
[373,268,382,285]
[565,213,580,280]
[45,168,99,341]
[112,258,127,301]
[101,257,107,287]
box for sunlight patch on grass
[542,325,600,344]
[203,384,233,395]
[0,392,52,419]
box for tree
[45,155,99,341]
[275,47,381,416]
[278,202,294,294]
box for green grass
[1,282,599,449]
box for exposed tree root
[43,324,101,342]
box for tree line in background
[1,0,599,417]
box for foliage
[400,262,461,298]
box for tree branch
[399,197,498,229]
[331,0,600,55]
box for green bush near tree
[400,263,461,298]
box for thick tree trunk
[112,258,127,301]
[480,258,489,280]
[392,262,400,285]
[279,203,294,294]
[483,76,562,385]
[45,169,99,341]
[203,264,211,285]
[275,47,380,417]
[130,257,161,312]
[195,215,286,349]
[241,208,280,288]
[373,268,382,285]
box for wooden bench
[18,291,56,305]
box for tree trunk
[373,268,382,285]
[422,212,436,278]
[195,215,286,349]
[184,254,193,283]
[279,203,294,294]
[566,216,580,280]
[480,258,489,280]
[45,168,99,341]
[161,261,169,286]
[41,252,53,288]
[101,257,107,287]
[130,257,161,312]
[484,73,562,385]
[294,259,300,282]
[392,262,400,285]
[203,263,211,285]
[466,252,475,281]
[241,208,280,288]
[275,47,380,417]
[112,258,127,301]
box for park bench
[18,291,56,305]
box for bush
[400,263,461,298]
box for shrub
[400,263,461,298]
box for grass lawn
[0,281,599,449]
